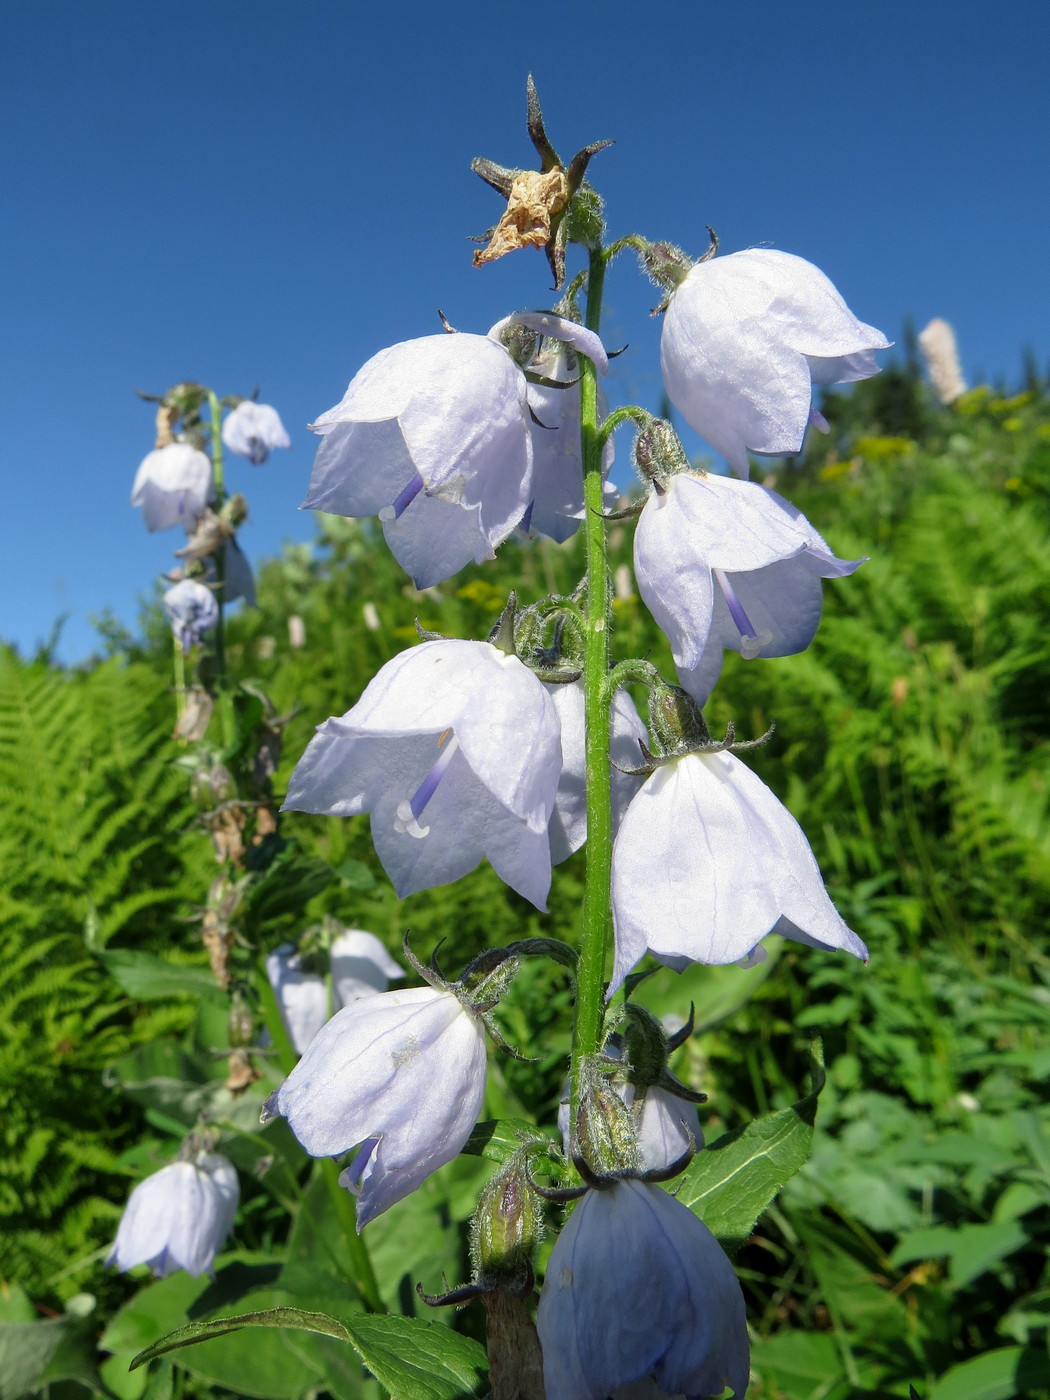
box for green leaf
[99,949,221,1000]
[929,1345,1050,1400]
[130,1308,489,1400]
[341,1314,489,1400]
[461,1118,552,1163]
[0,1314,102,1400]
[130,1307,353,1370]
[674,1042,825,1250]
[890,1221,1030,1287]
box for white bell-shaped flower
[635,471,863,703]
[283,639,562,910]
[661,249,889,476]
[537,1178,749,1400]
[611,750,868,991]
[107,1152,239,1279]
[265,944,329,1053]
[163,579,218,653]
[131,443,213,532]
[221,401,291,464]
[330,928,405,1008]
[265,985,487,1227]
[302,314,606,588]
[523,341,615,543]
[545,681,649,865]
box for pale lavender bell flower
[263,986,487,1227]
[301,312,607,587]
[634,471,864,703]
[610,749,868,991]
[163,579,218,654]
[545,681,649,865]
[221,401,291,465]
[661,248,889,477]
[330,928,405,1008]
[131,443,213,532]
[265,944,329,1054]
[537,1178,749,1400]
[107,1152,238,1278]
[282,639,562,910]
[522,339,615,542]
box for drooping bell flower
[263,985,487,1227]
[660,248,889,476]
[634,470,863,703]
[131,443,213,532]
[265,944,329,1053]
[107,1151,239,1279]
[221,401,291,465]
[545,681,649,865]
[523,340,615,543]
[330,928,405,1008]
[537,1178,749,1400]
[301,312,607,588]
[610,747,868,992]
[282,638,561,910]
[163,579,218,654]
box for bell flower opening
[282,639,562,910]
[610,749,867,992]
[131,443,213,532]
[265,985,487,1227]
[107,1153,239,1279]
[221,401,291,464]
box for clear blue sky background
[4,0,1047,663]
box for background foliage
[3,359,1049,1399]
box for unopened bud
[647,679,710,756]
[632,418,691,486]
[575,1075,638,1177]
[471,1158,544,1292]
[221,493,250,528]
[640,240,694,292]
[621,1005,670,1093]
[191,761,236,810]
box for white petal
[273,987,487,1225]
[131,445,213,532]
[265,947,329,1053]
[488,312,609,376]
[547,683,648,865]
[381,492,494,589]
[611,751,864,988]
[331,930,404,1008]
[635,1087,703,1171]
[537,1180,748,1400]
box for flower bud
[640,239,694,292]
[471,1156,543,1293]
[646,679,710,756]
[632,417,691,486]
[620,1005,669,1093]
[574,1072,638,1178]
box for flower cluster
[254,92,887,1400]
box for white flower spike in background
[537,1178,749,1400]
[264,985,487,1227]
[610,748,868,990]
[661,248,890,476]
[108,1151,239,1279]
[283,638,562,909]
[635,470,864,703]
[221,400,291,464]
[131,443,213,532]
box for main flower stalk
[570,244,613,1125]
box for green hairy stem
[569,244,613,1126]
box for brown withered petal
[472,169,569,269]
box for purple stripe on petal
[380,473,425,522]
[713,569,758,640]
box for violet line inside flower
[394,730,459,839]
[712,567,774,659]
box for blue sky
[3,0,1047,662]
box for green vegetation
[2,364,1049,1398]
